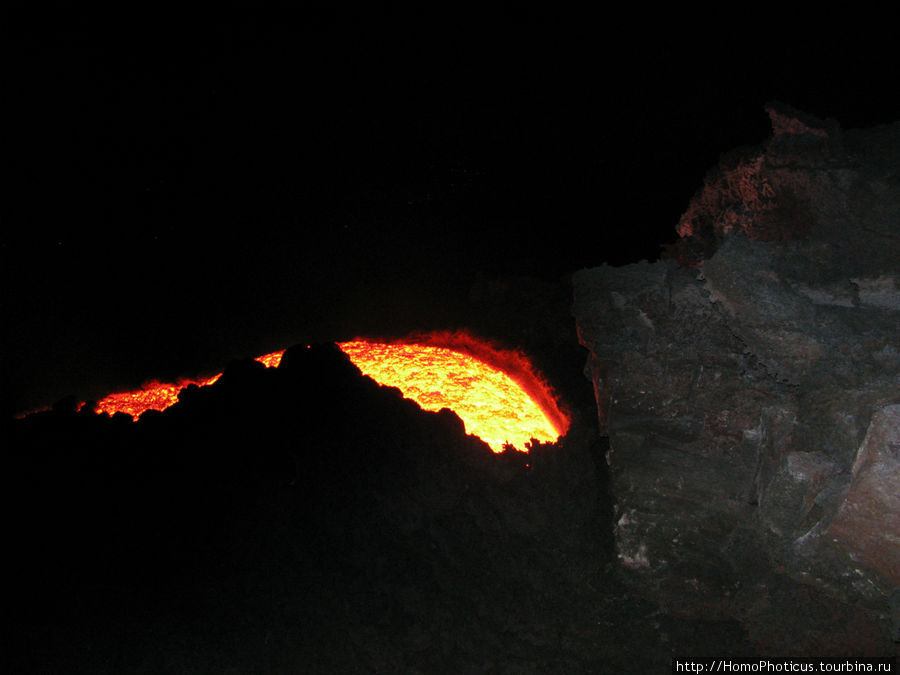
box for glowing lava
[90,350,285,420]
[254,350,285,369]
[93,373,223,418]
[33,338,566,454]
[337,339,567,452]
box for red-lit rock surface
[574,104,900,655]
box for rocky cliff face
[573,103,899,655]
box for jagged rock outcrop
[573,103,900,655]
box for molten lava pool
[47,336,568,453]
[338,339,567,451]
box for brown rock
[828,405,900,590]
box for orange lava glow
[23,336,567,455]
[93,374,223,419]
[337,337,568,452]
[90,350,286,420]
[255,350,285,369]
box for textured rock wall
[573,104,899,655]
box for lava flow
[43,336,567,453]
[90,350,285,419]
[93,373,223,419]
[338,337,567,452]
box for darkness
[4,17,899,416]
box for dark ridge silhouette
[7,342,754,672]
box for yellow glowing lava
[337,340,563,452]
[32,338,566,454]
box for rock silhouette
[10,341,731,673]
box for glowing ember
[337,339,566,452]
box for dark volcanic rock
[7,341,755,672]
[573,105,899,656]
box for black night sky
[5,16,899,417]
